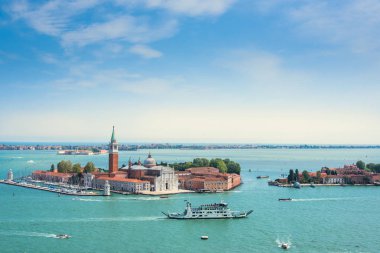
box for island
[270,160,380,187]
[1,127,242,195]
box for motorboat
[56,234,71,239]
[256,176,269,179]
[281,243,289,249]
[293,182,301,189]
[201,235,208,240]
[278,198,292,201]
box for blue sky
[1,0,380,144]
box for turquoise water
[1,149,380,253]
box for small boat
[248,169,252,172]
[257,176,269,179]
[56,234,71,239]
[201,235,208,240]
[310,183,315,188]
[160,196,169,199]
[278,198,292,201]
[281,243,289,249]
[293,182,301,189]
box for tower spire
[111,125,116,142]
[108,126,119,174]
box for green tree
[288,169,295,183]
[72,163,82,173]
[356,160,366,170]
[210,158,227,173]
[192,158,209,167]
[301,170,310,183]
[226,161,241,175]
[50,164,55,172]
[84,162,96,173]
[373,164,380,173]
[57,160,73,173]
[295,169,299,182]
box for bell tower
[108,126,119,174]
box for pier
[0,180,105,196]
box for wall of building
[94,178,150,192]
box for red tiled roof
[32,170,72,177]
[97,176,148,183]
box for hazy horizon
[1,140,380,146]
[1,1,380,144]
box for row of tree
[287,169,323,184]
[170,158,241,174]
[356,160,380,173]
[50,160,96,173]
[322,167,338,175]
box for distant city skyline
[1,1,380,144]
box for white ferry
[162,201,253,219]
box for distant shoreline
[1,143,380,151]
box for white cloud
[8,0,101,36]
[129,44,162,58]
[40,53,59,64]
[49,65,177,96]
[6,0,234,50]
[62,15,177,47]
[7,1,178,48]
[248,0,380,53]
[219,50,311,95]
[144,0,236,16]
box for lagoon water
[1,149,380,253]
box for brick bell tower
[108,126,119,175]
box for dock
[0,180,105,196]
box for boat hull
[163,210,253,219]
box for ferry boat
[162,201,253,219]
[256,175,269,179]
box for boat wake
[0,230,57,239]
[291,197,358,202]
[130,197,162,201]
[83,216,163,222]
[11,156,23,159]
[72,197,163,202]
[27,160,35,164]
[72,197,104,202]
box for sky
[1,0,380,144]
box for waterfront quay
[0,180,104,196]
[274,183,379,187]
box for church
[88,127,178,193]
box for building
[32,170,72,184]
[123,153,179,192]
[7,169,13,181]
[87,127,179,193]
[93,176,150,192]
[28,127,181,194]
[83,173,95,188]
[108,126,118,174]
[178,167,241,191]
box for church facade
[87,127,178,193]
[123,153,178,192]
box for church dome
[144,153,157,168]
